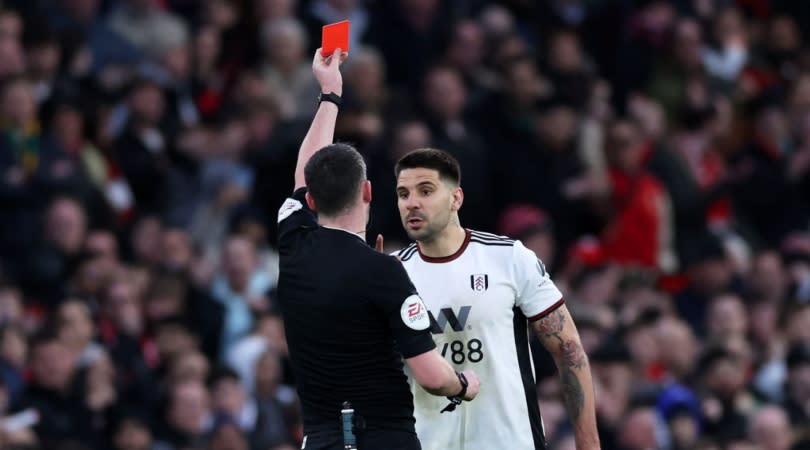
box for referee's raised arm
[293,47,345,191]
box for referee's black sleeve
[369,256,437,359]
[277,188,317,255]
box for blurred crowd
[1,0,810,449]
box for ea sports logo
[407,302,423,318]
[400,295,430,330]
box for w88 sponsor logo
[429,306,484,363]
[429,306,471,334]
[440,338,484,364]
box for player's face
[396,168,459,242]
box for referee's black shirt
[276,188,436,435]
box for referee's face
[396,168,458,242]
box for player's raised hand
[460,370,480,401]
[312,48,345,96]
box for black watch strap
[318,92,342,108]
[440,372,468,413]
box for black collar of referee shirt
[321,225,367,242]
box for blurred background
[0,0,810,449]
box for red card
[322,20,350,57]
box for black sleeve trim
[527,298,565,322]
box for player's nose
[404,195,420,210]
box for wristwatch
[318,92,342,108]
[440,371,468,413]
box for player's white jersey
[395,230,563,450]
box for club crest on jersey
[470,274,489,292]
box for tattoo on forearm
[536,311,587,368]
[536,310,565,338]
[560,367,584,420]
[535,309,589,418]
[536,310,589,421]
[561,340,586,369]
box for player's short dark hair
[304,143,367,217]
[395,148,461,186]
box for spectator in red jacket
[601,118,676,273]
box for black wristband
[454,371,468,399]
[440,372,468,413]
[318,92,342,108]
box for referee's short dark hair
[395,148,461,186]
[304,143,367,216]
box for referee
[276,48,480,450]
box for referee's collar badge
[470,274,489,292]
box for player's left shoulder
[468,230,516,248]
[392,242,419,262]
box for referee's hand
[460,370,480,401]
[313,47,345,96]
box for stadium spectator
[212,235,272,361]
[601,117,675,272]
[208,367,258,433]
[617,405,659,450]
[335,46,389,150]
[252,349,302,447]
[56,298,105,368]
[111,413,155,450]
[112,79,174,217]
[17,330,96,447]
[156,379,212,449]
[497,203,556,271]
[260,18,318,120]
[749,405,794,450]
[107,0,188,60]
[784,342,810,427]
[0,322,26,404]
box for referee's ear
[362,180,372,204]
[305,192,318,212]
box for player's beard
[404,209,452,244]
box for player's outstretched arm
[293,48,345,190]
[532,304,600,450]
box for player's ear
[451,186,464,211]
[362,180,372,204]
[305,192,318,212]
